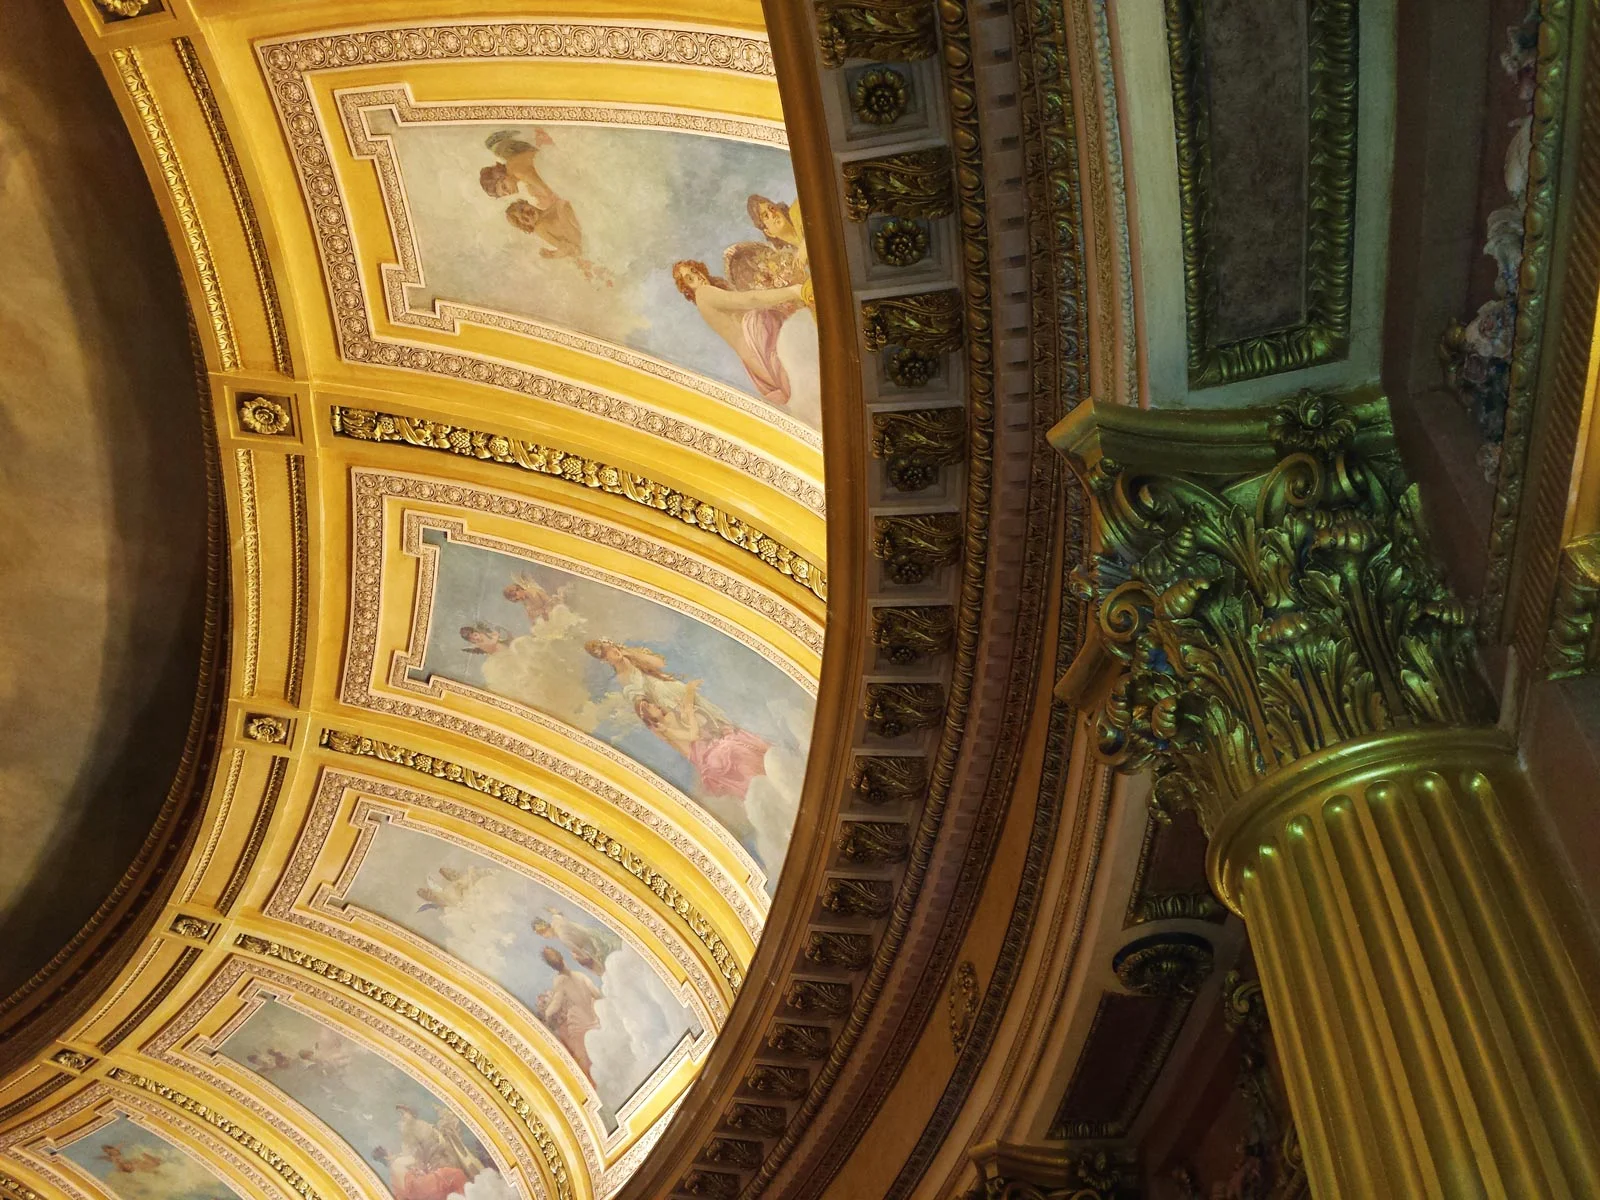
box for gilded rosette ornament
[1058,391,1494,829]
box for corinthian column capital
[1055,390,1494,850]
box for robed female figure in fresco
[534,946,604,1086]
[583,639,773,802]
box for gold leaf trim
[233,935,574,1200]
[175,37,292,375]
[107,1068,322,1200]
[329,406,825,601]
[111,47,239,371]
[285,455,309,704]
[234,449,260,695]
[318,729,746,991]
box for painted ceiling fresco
[0,3,828,1200]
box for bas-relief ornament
[94,0,162,24]
[967,1148,1137,1200]
[852,66,911,125]
[821,877,893,918]
[765,1023,833,1059]
[874,512,963,584]
[862,289,965,355]
[872,604,957,662]
[1163,0,1357,387]
[237,395,292,437]
[872,408,966,491]
[49,1050,95,1073]
[0,1174,41,1200]
[743,1065,808,1099]
[872,218,931,267]
[1111,932,1214,998]
[842,148,956,221]
[849,754,927,805]
[331,406,826,601]
[863,682,945,738]
[1129,890,1225,925]
[835,820,910,864]
[947,961,977,1051]
[1065,392,1494,829]
[783,979,853,1016]
[724,1102,788,1136]
[703,1137,764,1169]
[816,0,939,69]
[803,931,873,970]
[681,1168,741,1198]
[242,713,290,744]
[1545,535,1600,677]
[169,914,218,940]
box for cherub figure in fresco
[98,1144,162,1175]
[296,1027,354,1075]
[478,128,614,286]
[671,259,807,406]
[459,620,513,656]
[375,1106,483,1200]
[246,1047,293,1074]
[415,864,492,914]
[534,946,603,1086]
[502,573,569,626]
[532,905,623,977]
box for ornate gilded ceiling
[1,2,835,1198]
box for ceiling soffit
[0,1,855,1199]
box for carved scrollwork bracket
[872,408,966,491]
[842,148,956,222]
[816,0,939,68]
[874,512,963,584]
[1054,391,1495,833]
[871,604,956,662]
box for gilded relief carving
[872,218,931,267]
[1546,535,1600,677]
[849,754,927,805]
[871,409,965,491]
[861,289,964,354]
[332,407,826,599]
[863,682,945,738]
[803,931,873,970]
[236,395,292,437]
[873,512,963,584]
[784,979,853,1015]
[842,148,956,221]
[835,820,911,863]
[852,67,912,126]
[817,0,939,68]
[821,877,893,918]
[871,605,956,662]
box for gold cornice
[317,729,747,992]
[232,935,575,1200]
[0,1173,42,1200]
[329,406,826,602]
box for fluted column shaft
[1211,729,1600,1198]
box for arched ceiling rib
[0,1,832,1198]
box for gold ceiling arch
[0,1,848,1198]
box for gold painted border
[176,37,293,376]
[1163,0,1357,388]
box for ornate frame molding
[1162,0,1358,388]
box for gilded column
[1053,392,1600,1198]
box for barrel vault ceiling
[0,2,831,1199]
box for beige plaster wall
[0,0,206,995]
